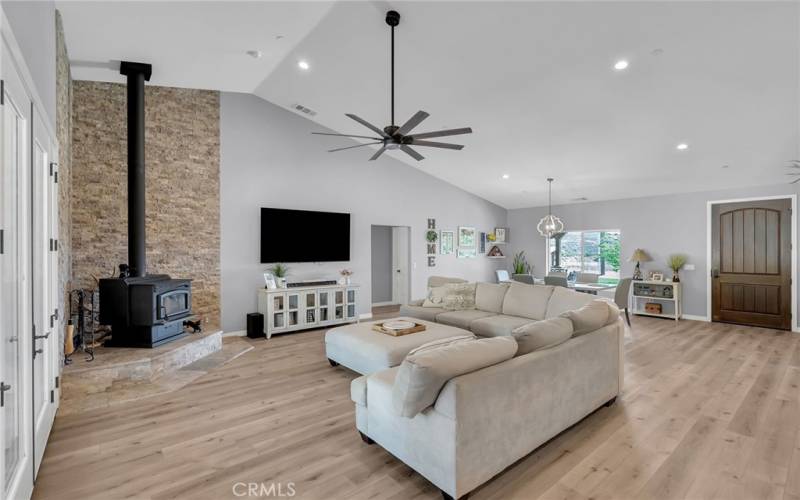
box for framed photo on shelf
[650,272,664,281]
[458,226,476,248]
[263,273,277,289]
[440,231,455,255]
[457,248,477,259]
[494,227,507,243]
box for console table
[631,280,682,321]
[257,284,359,339]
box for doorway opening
[707,195,797,331]
[371,225,410,313]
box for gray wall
[371,226,393,303]
[3,0,57,128]
[220,92,507,332]
[507,184,800,321]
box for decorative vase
[277,277,287,288]
[672,271,680,283]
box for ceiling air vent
[291,103,317,117]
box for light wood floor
[33,312,800,500]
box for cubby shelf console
[257,284,359,339]
[632,280,682,321]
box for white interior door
[1,41,34,500]
[391,227,410,305]
[32,107,57,474]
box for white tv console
[257,284,359,339]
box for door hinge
[0,382,10,407]
[0,228,4,254]
[49,313,54,328]
[54,308,59,320]
[55,376,60,389]
[54,239,58,251]
[50,162,58,183]
[50,390,54,404]
[49,238,53,251]
[1,79,4,105]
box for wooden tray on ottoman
[372,321,427,337]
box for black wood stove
[99,61,193,348]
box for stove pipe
[119,61,152,278]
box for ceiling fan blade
[407,127,473,140]
[791,177,800,184]
[369,146,388,161]
[410,140,464,150]
[345,114,388,137]
[785,172,800,176]
[312,132,383,140]
[328,142,383,153]
[396,111,430,136]
[400,145,424,161]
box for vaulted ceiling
[59,1,800,209]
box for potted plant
[339,269,353,285]
[512,251,532,275]
[270,263,289,288]
[666,254,688,282]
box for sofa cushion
[502,284,554,320]
[604,300,621,326]
[475,282,510,313]
[441,282,477,311]
[435,309,497,330]
[560,300,610,336]
[512,317,574,356]
[422,285,450,308]
[392,336,518,417]
[428,276,467,289]
[399,304,447,322]
[469,314,535,338]
[544,286,595,318]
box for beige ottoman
[325,318,471,375]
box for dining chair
[576,272,599,283]
[512,274,535,285]
[496,269,511,283]
[614,278,633,326]
[544,275,569,287]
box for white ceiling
[59,1,800,210]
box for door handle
[34,332,51,340]
[0,382,10,407]
[711,269,720,278]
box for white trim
[223,330,245,338]
[682,314,709,322]
[371,301,397,307]
[359,312,373,321]
[705,194,797,330]
[0,6,57,140]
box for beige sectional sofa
[400,279,604,336]
[354,278,625,500]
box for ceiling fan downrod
[386,10,400,131]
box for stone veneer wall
[71,81,221,326]
[56,10,72,362]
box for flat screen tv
[260,208,350,263]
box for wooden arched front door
[711,198,792,330]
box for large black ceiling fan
[312,10,473,161]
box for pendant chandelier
[537,178,565,237]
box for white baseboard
[224,329,246,337]
[682,314,709,322]
[359,313,373,321]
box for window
[548,230,621,284]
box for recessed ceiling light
[676,143,689,151]
[297,60,310,70]
[502,174,510,179]
[614,60,629,70]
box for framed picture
[495,227,507,243]
[458,226,476,248]
[651,272,664,281]
[440,231,455,255]
[479,232,486,253]
[263,272,277,289]
[457,248,477,259]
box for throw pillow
[511,317,573,356]
[392,336,518,418]
[422,285,449,308]
[604,300,621,325]
[441,282,477,311]
[560,300,610,336]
